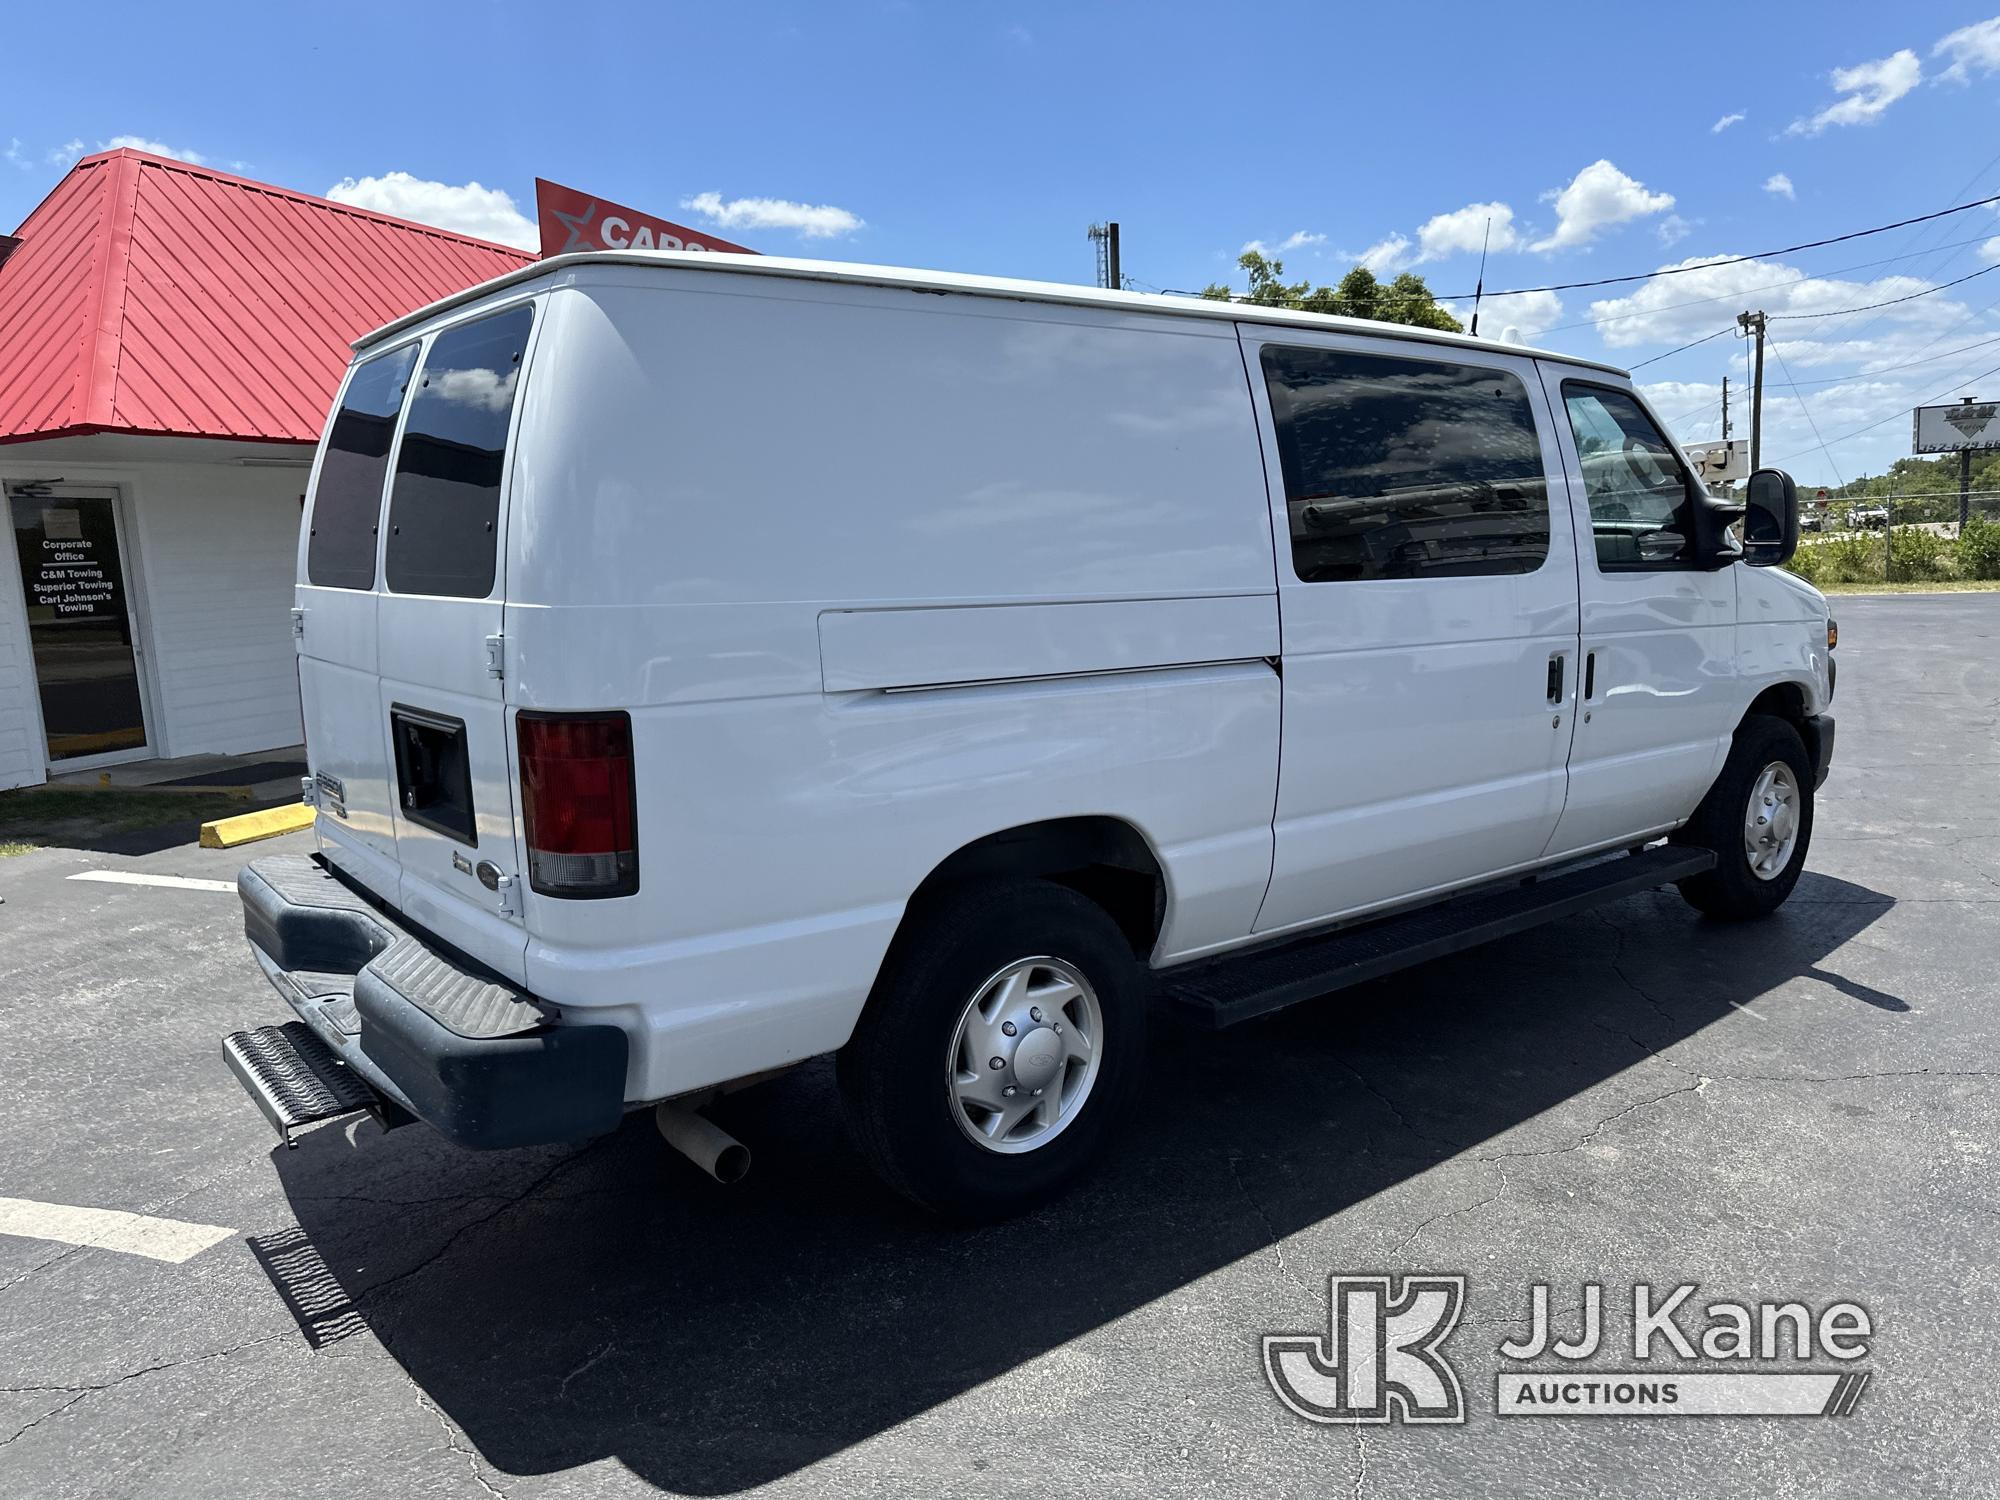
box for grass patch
[0,788,249,857]
[1816,579,2000,594]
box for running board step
[1165,846,1717,1029]
[223,1021,383,1146]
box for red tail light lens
[517,711,639,898]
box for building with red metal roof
[0,149,529,789]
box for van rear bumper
[235,854,628,1150]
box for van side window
[384,304,534,599]
[305,344,418,590]
[1561,383,1698,570]
[1260,345,1550,582]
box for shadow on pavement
[265,872,1895,1494]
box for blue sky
[7,1,2000,487]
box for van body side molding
[817,595,1280,695]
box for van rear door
[374,302,537,980]
[297,300,538,985]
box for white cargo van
[226,251,1835,1219]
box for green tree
[1200,250,1462,333]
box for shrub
[1958,514,2000,580]
[1889,524,1952,582]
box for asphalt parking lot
[2,594,1996,1500]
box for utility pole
[1086,222,1123,290]
[1721,376,1730,441]
[1959,395,1978,529]
[1737,311,1767,471]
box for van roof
[353,249,1631,378]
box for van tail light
[517,711,639,898]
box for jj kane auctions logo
[1266,1275,1874,1423]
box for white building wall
[126,459,305,759]
[0,436,307,788]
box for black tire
[1672,714,1814,920]
[836,878,1147,1222]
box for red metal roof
[0,149,533,446]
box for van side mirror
[1742,468,1799,568]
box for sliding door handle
[1546,653,1565,704]
[1584,650,1597,701]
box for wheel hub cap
[1742,759,1801,882]
[948,957,1104,1155]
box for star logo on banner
[550,197,600,254]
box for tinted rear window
[305,344,418,590]
[384,305,533,598]
[1261,345,1550,582]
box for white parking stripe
[67,870,237,893]
[0,1197,235,1264]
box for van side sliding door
[1242,329,1583,934]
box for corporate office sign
[535,178,756,257]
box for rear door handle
[1584,650,1597,701]
[1546,653,1565,704]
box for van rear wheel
[1672,714,1814,920]
[837,879,1146,1221]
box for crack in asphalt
[1225,1152,1309,1296]
[412,1380,509,1499]
[0,1331,292,1448]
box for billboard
[535,178,755,258]
[1913,399,2000,453]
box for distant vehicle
[223,251,1835,1219]
[1850,504,1889,530]
[1800,511,1826,533]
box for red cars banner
[535,178,756,258]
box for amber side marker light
[1827,619,1839,650]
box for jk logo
[1264,1274,1467,1425]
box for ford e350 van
[225,251,1834,1219]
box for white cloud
[47,138,83,167]
[1355,235,1412,275]
[324,172,537,250]
[1711,112,1745,133]
[100,134,205,165]
[1452,287,1563,343]
[1532,160,1675,251]
[4,138,27,171]
[1764,172,1796,201]
[1787,49,1921,135]
[1239,239,1270,256]
[1982,235,2000,262]
[1934,16,2000,84]
[1280,229,1325,251]
[1656,214,1695,247]
[431,366,519,412]
[1414,201,1520,261]
[682,190,863,239]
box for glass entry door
[7,485,149,762]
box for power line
[1767,261,2000,321]
[1536,231,2000,336]
[1768,342,1845,489]
[1445,193,2000,302]
[1627,325,1734,369]
[1761,331,2000,389]
[1770,356,2000,463]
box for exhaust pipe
[654,1102,751,1184]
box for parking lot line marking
[0,1197,235,1264]
[67,870,237,893]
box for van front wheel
[837,879,1146,1221]
[1672,714,1815,920]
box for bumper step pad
[224,1020,382,1147]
